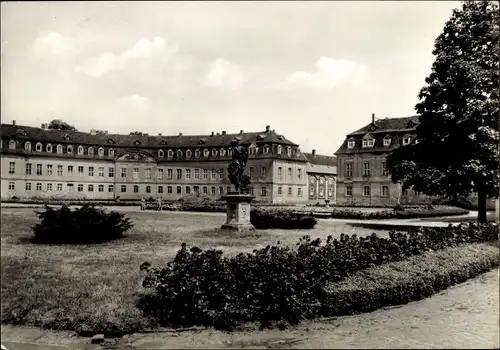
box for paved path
[2,269,498,349]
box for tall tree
[386,0,499,223]
[46,119,77,131]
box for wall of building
[269,160,308,204]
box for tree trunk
[452,193,458,202]
[477,188,487,223]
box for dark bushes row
[250,209,317,229]
[6,198,140,207]
[31,204,134,244]
[139,223,498,330]
[326,206,468,220]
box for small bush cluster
[31,204,134,244]
[139,223,498,330]
[250,208,317,229]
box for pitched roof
[1,123,298,148]
[302,152,337,166]
[347,116,420,136]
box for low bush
[139,223,498,330]
[31,204,134,244]
[327,206,468,220]
[4,198,139,206]
[250,208,318,229]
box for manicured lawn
[0,207,389,333]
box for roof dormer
[347,137,356,149]
[362,133,375,148]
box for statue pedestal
[220,192,255,231]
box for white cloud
[32,32,73,56]
[279,56,365,90]
[75,37,179,78]
[115,94,150,114]
[202,58,247,89]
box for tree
[45,119,77,131]
[386,0,499,223]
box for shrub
[139,223,498,330]
[250,208,318,229]
[324,206,468,220]
[31,204,134,244]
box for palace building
[303,150,337,204]
[1,121,336,204]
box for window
[57,183,62,191]
[88,184,94,192]
[227,149,232,157]
[133,167,139,179]
[261,187,267,196]
[346,185,353,196]
[278,186,282,195]
[108,148,114,157]
[121,185,127,193]
[362,139,374,148]
[145,168,151,180]
[26,163,32,175]
[47,164,53,176]
[158,150,164,158]
[177,186,182,194]
[36,183,42,191]
[67,165,73,176]
[88,147,94,155]
[9,162,15,174]
[146,185,151,194]
[219,186,224,194]
[186,186,191,194]
[8,182,15,191]
[46,143,52,152]
[167,168,173,179]
[194,149,201,158]
[98,148,104,156]
[194,169,200,179]
[347,140,355,149]
[363,162,370,177]
[134,185,139,193]
[158,186,163,194]
[9,140,16,149]
[47,183,52,191]
[211,186,216,195]
[78,166,84,174]
[36,142,42,152]
[203,169,208,180]
[57,144,63,154]
[287,147,291,156]
[202,186,208,194]
[78,146,84,155]
[108,185,114,193]
[383,138,391,146]
[278,167,283,180]
[203,149,209,157]
[363,185,371,196]
[345,163,353,177]
[67,145,73,154]
[57,165,63,176]
[220,148,226,156]
[121,168,127,178]
[98,184,104,192]
[402,137,412,145]
[185,169,191,179]
[211,169,217,180]
[297,168,302,180]
[167,150,174,158]
[277,145,282,154]
[249,167,254,178]
[382,185,389,197]
[328,188,333,197]
[177,150,183,158]
[24,141,32,151]
[167,186,173,194]
[287,167,292,179]
[263,146,269,154]
[78,184,84,192]
[212,149,218,157]
[185,150,192,158]
[298,188,302,197]
[382,162,389,176]
[26,182,31,191]
[89,167,94,177]
[261,166,266,178]
[177,169,182,180]
[98,167,104,177]
[288,186,292,196]
[109,167,115,178]
[219,168,224,179]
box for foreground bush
[250,208,318,229]
[31,204,134,244]
[139,223,498,330]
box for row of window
[344,162,389,177]
[309,186,334,197]
[346,136,413,149]
[276,186,303,197]
[344,185,420,197]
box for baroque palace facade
[1,121,337,204]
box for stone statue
[228,138,251,193]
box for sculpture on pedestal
[228,139,251,194]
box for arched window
[195,149,201,158]
[67,145,73,154]
[286,147,291,156]
[263,146,269,154]
[228,149,233,157]
[36,142,43,152]
[56,144,63,154]
[9,140,16,149]
[98,147,104,156]
[158,150,164,158]
[186,150,192,158]
[108,148,114,157]
[46,143,53,152]
[88,147,94,155]
[167,150,173,158]
[77,146,84,155]
[203,149,210,157]
[24,141,32,151]
[212,149,218,157]
[220,148,226,156]
[277,145,282,154]
[177,149,183,158]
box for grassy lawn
[1,207,390,333]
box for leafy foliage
[31,204,134,244]
[139,223,497,330]
[386,0,499,222]
[46,119,77,131]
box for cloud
[202,58,248,89]
[32,32,73,56]
[115,94,150,114]
[75,37,179,78]
[279,56,365,90]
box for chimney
[372,113,375,124]
[222,131,226,135]
[211,131,214,136]
[239,129,244,134]
[178,132,183,136]
[216,132,220,135]
[12,120,16,126]
[312,149,316,157]
[265,125,270,132]
[158,133,162,136]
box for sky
[1,1,462,155]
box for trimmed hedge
[32,204,134,244]
[139,223,498,330]
[250,208,318,229]
[4,198,140,207]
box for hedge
[139,223,498,330]
[250,208,317,229]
